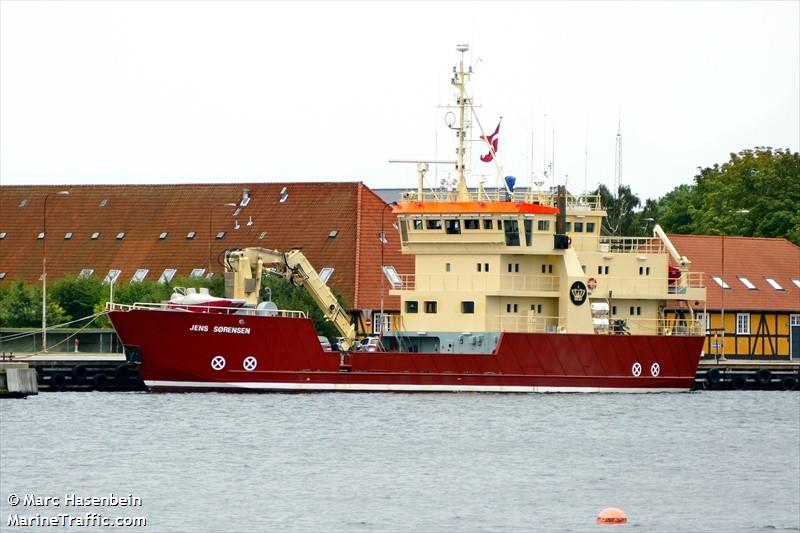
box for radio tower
[613,111,622,198]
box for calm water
[1,391,798,533]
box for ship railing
[598,236,666,254]
[105,301,307,318]
[487,315,705,336]
[392,274,559,292]
[399,189,603,210]
[590,273,706,297]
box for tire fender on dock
[71,364,88,384]
[706,368,721,386]
[92,373,108,391]
[50,373,67,392]
[755,369,772,387]
[731,375,746,390]
[781,375,797,391]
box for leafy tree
[0,279,69,327]
[595,184,642,236]
[657,147,800,243]
[49,275,105,325]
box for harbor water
[1,391,798,532]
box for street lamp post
[42,190,70,352]
[208,203,238,274]
[379,201,398,336]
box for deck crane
[223,247,357,351]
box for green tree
[0,279,69,327]
[657,147,800,243]
[595,184,642,236]
[50,275,104,325]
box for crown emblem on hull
[570,281,588,306]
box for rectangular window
[586,222,596,233]
[405,301,418,314]
[497,220,503,230]
[158,268,177,284]
[483,219,493,230]
[696,312,710,332]
[790,314,800,326]
[413,219,423,230]
[736,313,750,335]
[646,267,650,275]
[542,264,547,274]
[159,232,168,240]
[215,231,225,239]
[424,301,437,314]
[711,276,730,289]
[103,269,122,284]
[445,263,451,272]
[738,276,756,289]
[524,219,532,246]
[37,232,45,239]
[537,220,550,231]
[318,267,334,283]
[445,219,461,234]
[515,263,519,273]
[574,222,584,232]
[791,279,800,289]
[514,304,518,313]
[132,268,149,283]
[78,268,94,278]
[484,263,489,272]
[186,231,196,239]
[64,232,72,240]
[383,266,402,288]
[598,266,603,275]
[400,220,408,242]
[604,266,609,275]
[765,277,784,291]
[611,306,617,315]
[116,232,126,240]
[477,263,482,272]
[426,219,442,230]
[508,263,512,273]
[461,301,475,314]
[548,265,553,274]
[565,221,572,232]
[506,304,511,313]
[464,219,480,230]
[504,219,520,246]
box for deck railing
[485,314,704,336]
[105,301,307,319]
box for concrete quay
[0,362,39,398]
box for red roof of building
[669,234,800,312]
[0,182,413,311]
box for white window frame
[382,265,402,288]
[711,276,730,289]
[158,268,177,284]
[791,279,800,289]
[78,268,94,278]
[103,269,122,285]
[764,277,784,291]
[790,314,800,327]
[736,313,750,335]
[132,269,149,283]
[189,268,206,278]
[318,267,334,283]
[738,276,756,290]
[696,312,710,333]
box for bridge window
[565,222,572,232]
[424,301,437,314]
[464,219,480,230]
[461,301,475,314]
[586,222,596,233]
[524,219,532,246]
[736,313,750,335]
[537,220,550,231]
[400,220,408,241]
[426,219,442,230]
[445,263,451,272]
[413,219,423,230]
[445,219,461,234]
[504,219,520,246]
[483,219,493,230]
[574,222,584,232]
[405,301,418,313]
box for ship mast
[452,43,471,201]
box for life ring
[781,376,797,391]
[587,277,597,291]
[755,369,772,387]
[731,375,746,390]
[706,368,721,386]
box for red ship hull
[109,309,703,392]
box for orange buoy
[596,507,628,525]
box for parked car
[360,337,381,352]
[318,336,332,351]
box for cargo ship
[108,45,707,393]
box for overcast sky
[1,1,798,201]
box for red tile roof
[669,234,800,311]
[0,182,413,312]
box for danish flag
[480,121,501,163]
